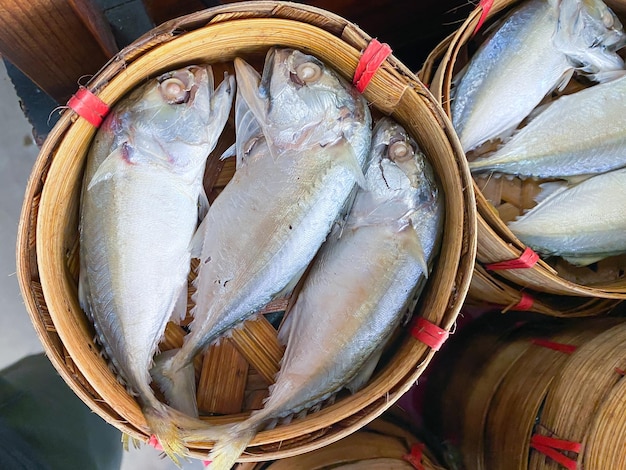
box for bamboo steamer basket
[15,1,476,462]
[418,0,626,306]
[424,312,626,470]
[235,413,446,469]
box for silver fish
[152,48,372,417]
[451,0,625,152]
[191,117,444,469]
[468,72,626,178]
[78,65,235,462]
[508,168,626,265]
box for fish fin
[533,181,570,205]
[209,72,236,142]
[345,347,385,394]
[328,141,367,188]
[233,57,275,166]
[189,214,209,259]
[171,287,189,324]
[198,188,210,221]
[142,403,189,467]
[555,68,574,93]
[277,311,293,346]
[87,146,130,190]
[219,142,236,161]
[561,253,607,267]
[403,226,429,277]
[151,350,199,418]
[590,69,626,83]
[202,424,257,470]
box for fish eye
[602,10,615,28]
[295,62,323,84]
[388,140,414,162]
[160,78,189,104]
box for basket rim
[17,0,477,460]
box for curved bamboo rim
[17,1,476,462]
[531,321,626,469]
[483,319,623,469]
[419,0,626,300]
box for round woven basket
[16,1,476,462]
[234,413,445,470]
[419,0,626,306]
[424,312,626,470]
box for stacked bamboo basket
[424,310,626,469]
[15,1,476,463]
[419,0,626,316]
[235,412,445,469]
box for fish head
[555,0,626,73]
[257,48,370,152]
[117,65,233,174]
[351,118,440,231]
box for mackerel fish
[78,65,235,462]
[451,0,625,153]
[152,48,372,417]
[508,168,626,265]
[468,72,626,178]
[190,117,444,469]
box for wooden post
[0,0,118,103]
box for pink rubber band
[353,39,392,93]
[530,434,581,470]
[474,0,495,35]
[485,247,540,271]
[403,443,426,470]
[411,317,449,351]
[67,87,109,127]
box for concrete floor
[0,60,204,469]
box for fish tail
[192,423,257,470]
[142,402,188,467]
[151,349,198,417]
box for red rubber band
[530,434,581,470]
[411,317,449,351]
[203,460,211,467]
[531,339,577,355]
[403,443,426,470]
[474,0,495,35]
[67,87,110,127]
[485,247,540,271]
[353,39,392,93]
[615,367,626,376]
[512,293,534,311]
[148,435,163,451]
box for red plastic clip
[485,247,540,271]
[530,434,581,470]
[403,443,426,470]
[67,87,110,127]
[474,0,495,35]
[353,39,392,93]
[512,292,534,311]
[203,460,211,467]
[411,317,449,351]
[531,339,577,355]
[148,435,163,451]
